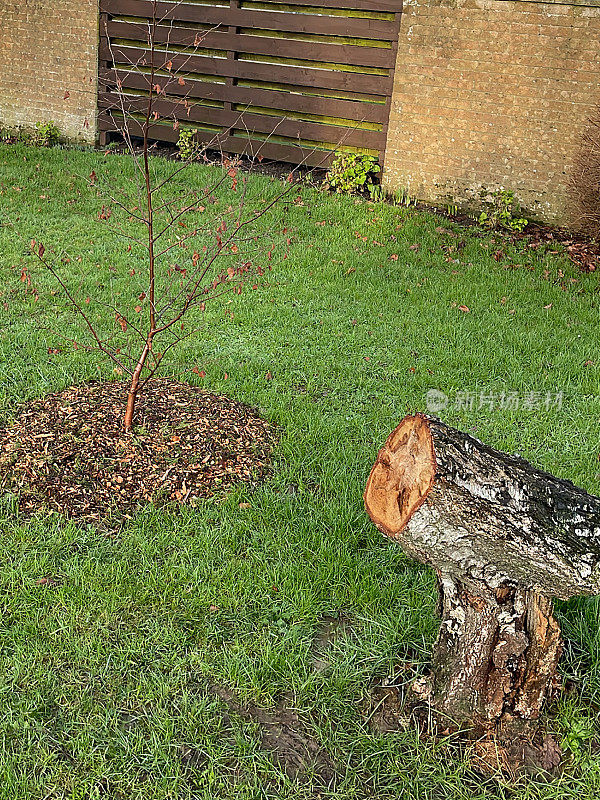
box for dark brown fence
[98,0,402,166]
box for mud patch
[209,684,338,786]
[310,613,352,673]
[364,662,421,734]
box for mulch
[519,223,599,273]
[0,379,276,526]
[433,209,600,273]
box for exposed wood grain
[365,413,600,749]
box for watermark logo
[425,389,449,413]
[426,389,563,414]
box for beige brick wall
[0,1,98,143]
[383,0,600,224]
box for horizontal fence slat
[100,42,392,94]
[98,111,339,166]
[100,68,388,123]
[106,20,396,68]
[99,0,402,164]
[99,92,386,148]
[100,0,399,40]
[240,0,402,12]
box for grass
[0,142,600,798]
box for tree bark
[414,576,562,730]
[364,413,600,744]
[365,413,600,600]
[123,340,152,431]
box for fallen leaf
[458,305,470,313]
[539,735,562,771]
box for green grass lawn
[1,143,600,799]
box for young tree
[28,0,308,431]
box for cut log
[364,413,600,748]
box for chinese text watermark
[426,389,564,414]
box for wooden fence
[98,0,402,166]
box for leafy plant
[562,717,596,757]
[177,128,201,162]
[0,123,60,147]
[326,153,380,196]
[478,190,528,233]
[31,121,61,148]
[368,184,384,202]
[394,187,418,208]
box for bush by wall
[570,108,600,239]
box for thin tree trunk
[123,340,152,431]
[123,0,158,434]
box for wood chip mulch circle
[0,379,276,525]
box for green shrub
[326,152,381,197]
[31,121,61,147]
[478,190,528,233]
[0,122,60,147]
[177,128,201,161]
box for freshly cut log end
[363,413,436,537]
[364,414,600,762]
[365,413,600,599]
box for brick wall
[0,1,98,143]
[383,0,600,224]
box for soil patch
[0,378,275,525]
[209,684,338,785]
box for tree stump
[364,413,600,764]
